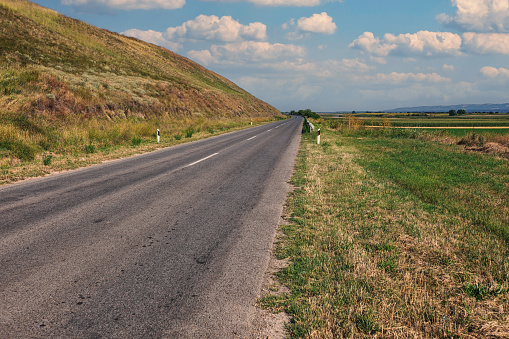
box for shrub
[354,311,379,335]
[326,119,340,129]
[84,143,95,153]
[302,119,311,134]
[185,128,194,138]
[43,154,53,166]
[13,142,37,161]
[174,134,182,140]
[344,113,364,130]
[462,283,503,301]
[493,134,509,147]
[131,136,142,146]
[458,132,484,147]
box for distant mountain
[0,0,280,119]
[387,103,509,113]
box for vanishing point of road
[0,116,303,338]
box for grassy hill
[0,0,282,180]
[0,0,279,119]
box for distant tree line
[290,109,321,120]
[449,109,467,116]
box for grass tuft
[42,153,53,166]
[84,143,95,154]
[131,136,142,146]
[354,311,380,335]
[185,128,194,138]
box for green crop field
[323,112,509,128]
[427,128,509,137]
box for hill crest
[0,0,280,119]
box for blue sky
[31,0,509,112]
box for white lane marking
[185,153,219,168]
[247,136,257,141]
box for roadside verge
[260,125,509,337]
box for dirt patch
[466,142,509,159]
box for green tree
[295,109,320,120]
[449,109,457,116]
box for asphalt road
[0,116,302,338]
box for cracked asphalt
[0,117,302,338]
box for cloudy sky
[32,0,509,111]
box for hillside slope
[0,0,280,119]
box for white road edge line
[185,153,219,168]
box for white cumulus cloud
[354,72,451,85]
[187,41,305,65]
[385,31,463,56]
[122,29,182,50]
[437,0,509,32]
[350,31,462,60]
[480,66,509,77]
[61,0,185,10]
[348,32,397,57]
[297,12,337,34]
[443,64,455,71]
[373,72,450,84]
[122,15,267,54]
[463,32,509,53]
[203,0,332,6]
[164,15,267,43]
[265,58,373,78]
[249,0,321,5]
[284,12,337,40]
[187,50,215,65]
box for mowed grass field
[426,128,509,137]
[261,122,509,338]
[332,113,509,128]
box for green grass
[42,153,53,166]
[328,113,509,128]
[367,115,509,128]
[185,127,194,138]
[260,126,509,338]
[353,136,509,243]
[427,128,509,137]
[0,111,278,184]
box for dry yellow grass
[0,116,272,184]
[261,127,509,338]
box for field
[423,128,509,137]
[322,112,509,128]
[260,120,509,338]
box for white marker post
[157,129,160,144]
[251,119,253,126]
[317,128,321,145]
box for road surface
[0,116,302,338]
